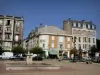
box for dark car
[92,57,100,63]
[9,56,26,61]
[32,56,43,61]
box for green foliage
[96,39,100,52]
[89,45,98,57]
[90,45,98,53]
[0,46,3,55]
[30,47,43,55]
[70,48,77,55]
[12,46,25,55]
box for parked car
[1,52,13,60]
[9,56,26,61]
[92,57,100,63]
[32,56,43,61]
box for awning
[48,50,58,55]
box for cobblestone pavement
[0,60,100,75]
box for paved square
[0,60,100,75]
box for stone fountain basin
[5,62,60,70]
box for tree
[96,39,100,52]
[0,46,3,55]
[70,48,77,56]
[12,46,25,56]
[30,47,44,60]
[89,45,98,58]
[70,48,78,62]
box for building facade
[25,25,72,58]
[63,19,96,55]
[25,19,96,58]
[0,15,24,51]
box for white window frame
[88,24,90,29]
[52,43,54,48]
[52,36,54,40]
[73,22,76,27]
[67,37,70,41]
[0,20,3,25]
[78,23,81,27]
[83,24,86,28]
[92,25,94,29]
[73,29,76,34]
[67,44,70,48]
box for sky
[0,0,100,39]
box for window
[5,34,10,39]
[52,40,54,43]
[85,37,87,42]
[78,23,81,27]
[92,25,94,29]
[67,37,70,41]
[88,24,90,29]
[73,29,76,34]
[83,44,84,49]
[89,45,91,49]
[52,43,54,48]
[16,27,19,32]
[92,31,95,36]
[0,20,3,25]
[73,22,76,27]
[6,20,10,25]
[6,27,11,31]
[79,37,81,42]
[67,44,70,48]
[89,38,91,43]
[79,44,81,48]
[83,37,84,42]
[93,38,95,43]
[83,23,86,28]
[52,36,54,40]
[43,43,45,48]
[78,30,81,34]
[0,27,2,30]
[85,44,87,49]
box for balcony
[5,30,12,33]
[5,38,12,41]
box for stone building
[25,25,72,58]
[63,18,96,57]
[0,15,24,51]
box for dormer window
[83,23,86,28]
[92,25,94,29]
[88,24,90,29]
[6,20,10,25]
[78,23,81,27]
[73,22,76,27]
